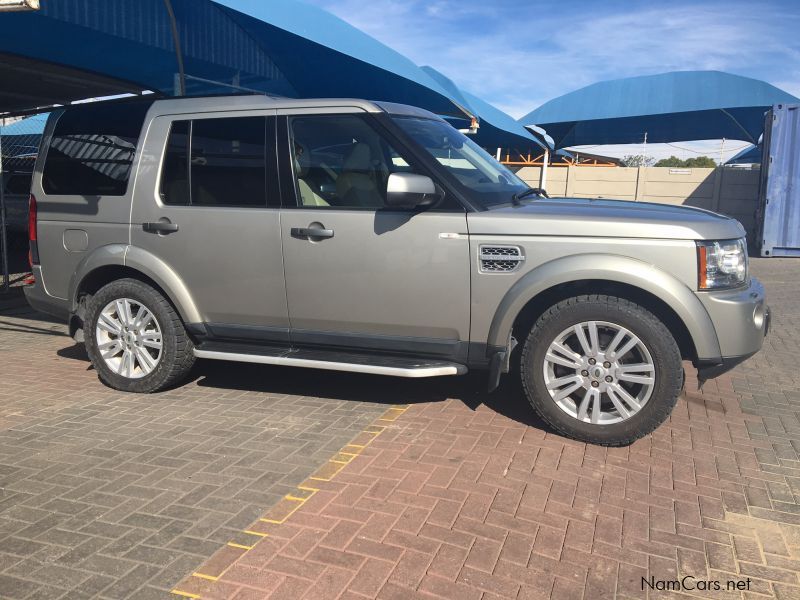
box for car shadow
[193,359,550,431]
[0,286,65,328]
[52,341,552,431]
[56,342,92,364]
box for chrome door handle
[291,227,334,239]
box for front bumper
[695,277,769,381]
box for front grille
[479,245,524,273]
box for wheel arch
[487,254,721,362]
[68,244,202,338]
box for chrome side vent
[479,245,524,273]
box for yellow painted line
[259,496,306,523]
[379,408,407,422]
[341,444,364,454]
[167,408,408,600]
[286,487,316,501]
[309,460,346,482]
[330,452,356,465]
[227,542,254,550]
[285,494,310,502]
[171,590,201,599]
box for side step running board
[193,344,467,378]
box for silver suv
[25,96,769,445]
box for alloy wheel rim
[95,298,163,379]
[542,320,655,425]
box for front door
[277,112,470,361]
[131,111,289,343]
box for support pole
[163,0,185,96]
[0,129,8,292]
[496,147,501,162]
[540,149,549,190]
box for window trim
[157,114,278,210]
[279,112,464,212]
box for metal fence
[0,114,43,291]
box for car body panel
[128,109,289,332]
[477,248,721,360]
[23,96,767,384]
[280,207,471,342]
[469,199,746,241]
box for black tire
[519,295,682,446]
[84,278,195,393]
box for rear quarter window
[42,102,151,196]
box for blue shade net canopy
[519,71,799,149]
[0,0,470,118]
[726,144,762,164]
[421,66,548,152]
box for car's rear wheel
[519,295,682,446]
[85,278,195,393]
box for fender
[68,244,127,311]
[486,253,722,361]
[68,243,202,324]
[124,245,202,324]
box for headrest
[294,141,310,176]
[343,142,372,172]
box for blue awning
[726,144,762,164]
[420,66,546,152]
[519,71,799,148]
[0,0,470,118]
[0,113,48,136]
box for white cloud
[303,0,800,119]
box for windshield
[392,116,528,207]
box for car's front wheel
[519,295,682,446]
[84,278,195,393]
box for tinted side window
[160,121,190,206]
[42,103,150,196]
[160,117,267,208]
[191,117,266,207]
[288,114,421,209]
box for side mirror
[385,173,442,209]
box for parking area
[1,258,799,599]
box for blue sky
[303,0,800,160]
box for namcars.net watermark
[643,575,752,593]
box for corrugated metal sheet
[760,104,800,257]
[38,0,289,87]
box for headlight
[696,238,748,290]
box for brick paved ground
[167,258,800,600]
[0,291,388,599]
[1,258,799,599]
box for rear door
[276,110,471,362]
[130,110,289,343]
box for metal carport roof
[519,71,799,149]
[420,66,546,152]
[0,0,470,118]
[726,144,761,164]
